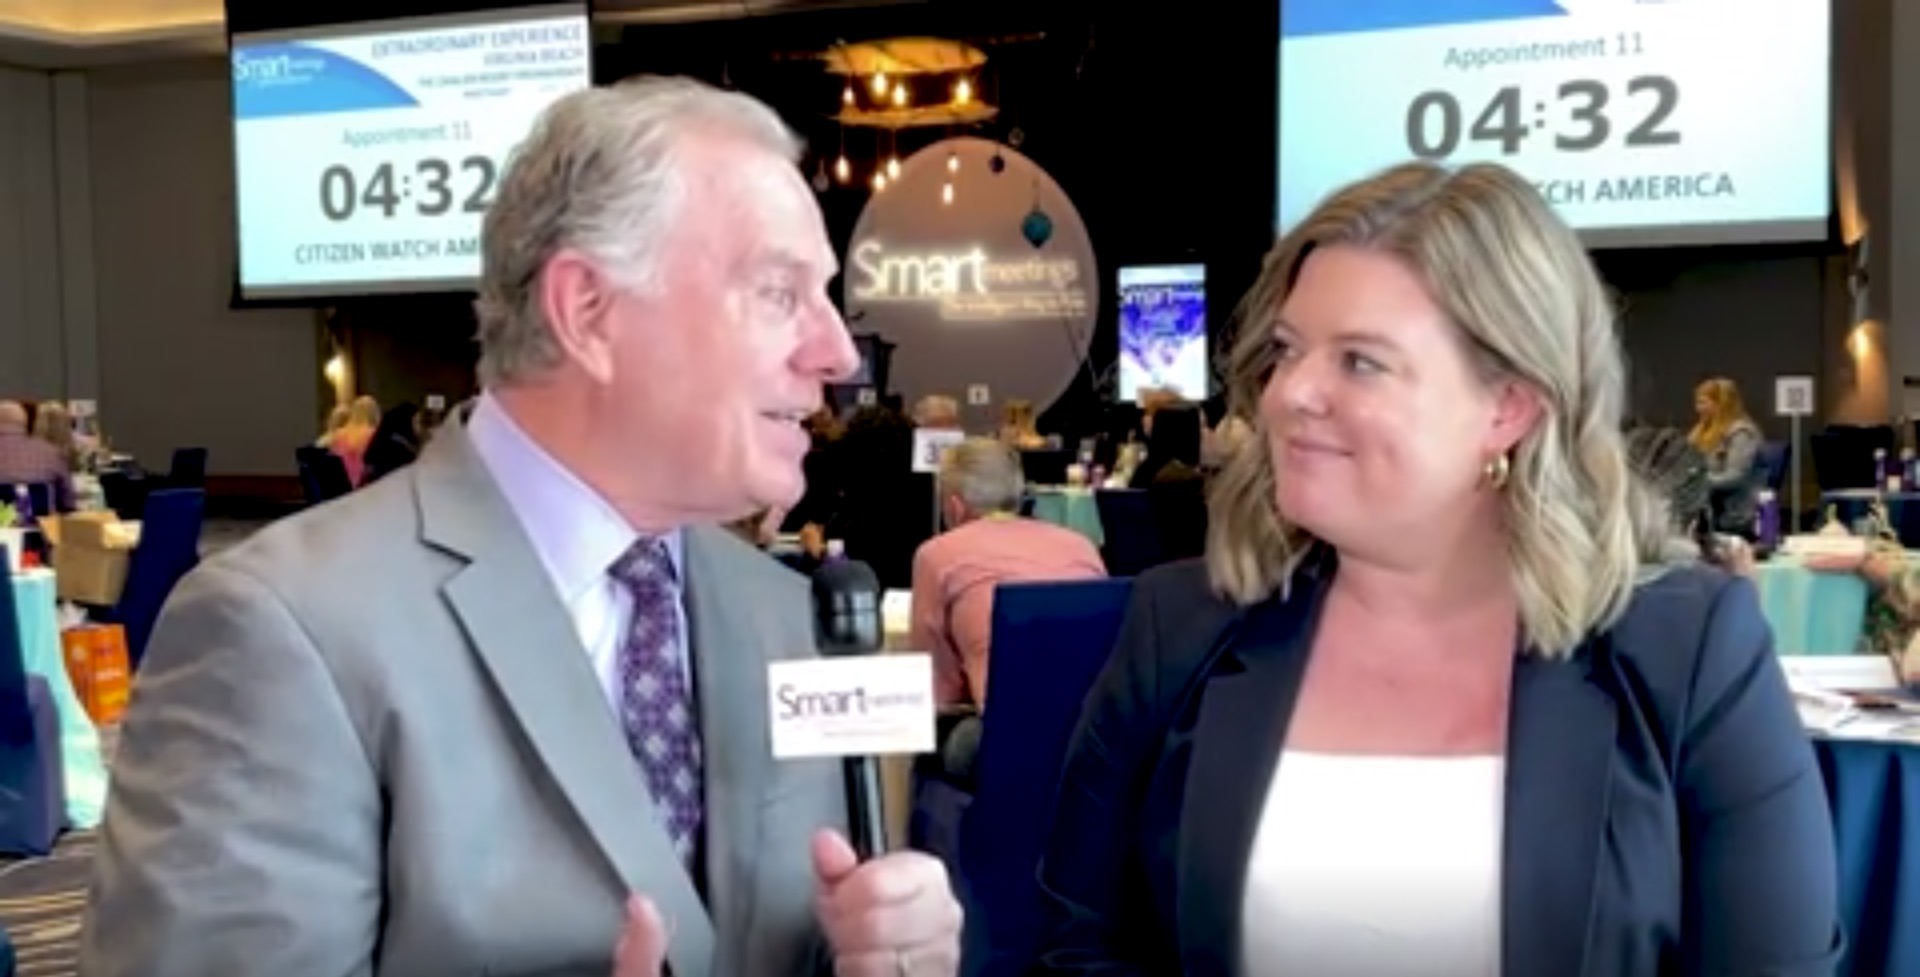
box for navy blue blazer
[1031,554,1841,977]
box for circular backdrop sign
[844,136,1098,418]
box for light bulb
[942,182,954,205]
[954,77,973,105]
[947,152,959,174]
[834,155,851,182]
[892,83,908,108]
[872,171,887,192]
[870,72,889,96]
[886,156,901,180]
[323,354,345,384]
[842,86,855,106]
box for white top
[465,392,687,715]
[1242,751,1505,977]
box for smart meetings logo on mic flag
[768,656,935,760]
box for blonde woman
[1688,376,1763,533]
[316,405,351,449]
[330,395,380,486]
[1032,163,1836,975]
[998,399,1048,451]
[30,400,81,471]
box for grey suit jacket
[78,421,847,977]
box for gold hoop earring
[1483,452,1511,491]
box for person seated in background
[1124,401,1209,561]
[316,405,350,449]
[1136,386,1180,433]
[31,401,83,473]
[0,400,72,511]
[830,403,923,588]
[1802,530,1920,685]
[1625,425,1754,575]
[1688,376,1762,534]
[1202,410,1255,470]
[998,399,1048,451]
[1128,401,1204,489]
[330,395,381,486]
[910,438,1105,710]
[1031,161,1837,975]
[780,405,845,543]
[912,394,962,430]
[361,403,424,485]
[414,403,449,446]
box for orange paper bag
[61,623,130,726]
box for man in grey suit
[79,76,961,977]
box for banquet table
[1825,489,1920,549]
[1028,488,1104,547]
[8,569,108,828]
[1817,736,1920,977]
[1754,558,1871,655]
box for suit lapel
[1500,640,1615,977]
[680,526,778,968]
[418,423,717,977]
[1176,574,1327,977]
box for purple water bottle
[11,484,31,527]
[1756,489,1780,552]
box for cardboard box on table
[39,512,135,606]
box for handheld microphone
[810,556,889,859]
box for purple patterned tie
[609,538,704,865]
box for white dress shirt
[465,393,687,717]
[1241,751,1504,977]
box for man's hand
[611,896,668,977]
[812,829,962,977]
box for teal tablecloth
[1029,489,1104,547]
[9,570,107,827]
[1753,558,1870,655]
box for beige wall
[0,58,323,475]
[87,59,321,475]
[0,66,67,397]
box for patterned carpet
[0,521,258,977]
[0,831,94,977]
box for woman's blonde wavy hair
[1207,161,1673,658]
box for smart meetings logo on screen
[1281,0,1651,37]
[231,42,419,120]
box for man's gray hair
[939,438,1025,515]
[474,76,803,387]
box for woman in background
[330,396,381,487]
[1804,542,1920,684]
[361,403,423,485]
[1031,162,1836,975]
[999,399,1049,451]
[1688,377,1762,534]
[316,405,351,449]
[1127,402,1204,489]
[31,401,81,472]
